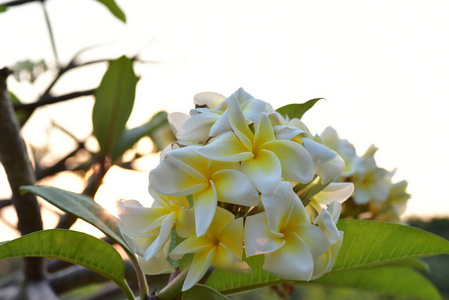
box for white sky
[1,0,449,226]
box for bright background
[1,0,449,228]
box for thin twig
[0,199,12,209]
[14,89,95,110]
[40,0,59,67]
[0,0,39,7]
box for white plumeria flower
[117,194,194,274]
[168,88,267,142]
[170,207,251,291]
[320,126,363,177]
[307,182,354,219]
[149,145,259,236]
[311,201,344,279]
[198,96,314,195]
[244,181,330,281]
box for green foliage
[206,220,449,298]
[92,56,139,161]
[275,98,324,120]
[313,266,442,300]
[0,5,7,13]
[94,0,126,23]
[20,185,127,251]
[182,284,230,300]
[0,229,134,300]
[113,110,172,159]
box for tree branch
[14,89,95,110]
[0,67,45,279]
[1,0,39,7]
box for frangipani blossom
[307,182,354,219]
[169,88,268,142]
[149,145,259,236]
[198,96,314,194]
[117,193,194,274]
[170,207,251,291]
[244,181,331,280]
[311,201,344,279]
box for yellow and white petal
[263,140,314,184]
[176,207,196,238]
[149,159,207,196]
[176,112,219,142]
[262,182,310,233]
[166,146,209,177]
[213,169,259,206]
[217,218,244,258]
[143,212,177,261]
[212,243,251,273]
[254,114,276,151]
[263,232,314,281]
[241,149,281,195]
[117,201,168,234]
[313,182,354,206]
[227,94,254,144]
[194,92,226,109]
[207,206,235,239]
[193,181,218,237]
[310,249,332,280]
[138,240,175,275]
[197,131,254,162]
[244,212,284,256]
[209,109,232,137]
[182,248,216,291]
[170,235,213,259]
[294,224,330,258]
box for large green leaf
[182,284,230,300]
[313,266,441,300]
[0,229,134,300]
[333,219,449,271]
[92,56,139,160]
[112,111,173,160]
[276,98,323,120]
[20,185,130,254]
[0,5,7,13]
[206,220,449,295]
[94,0,126,22]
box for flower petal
[254,113,276,151]
[212,243,251,273]
[170,235,212,259]
[118,200,168,234]
[197,131,254,162]
[227,94,254,146]
[217,217,244,258]
[167,112,190,137]
[194,181,217,237]
[241,149,281,195]
[313,182,354,206]
[263,232,314,281]
[263,140,314,184]
[182,248,216,291]
[207,206,235,239]
[241,98,268,124]
[143,212,176,261]
[244,212,284,256]
[194,92,226,109]
[176,206,196,238]
[149,158,207,196]
[294,224,330,258]
[212,169,259,206]
[176,112,219,142]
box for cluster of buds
[118,89,354,291]
[318,127,410,222]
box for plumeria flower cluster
[118,88,353,291]
[317,127,410,222]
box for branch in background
[40,0,59,67]
[0,199,12,209]
[0,0,39,7]
[0,68,45,280]
[14,88,95,110]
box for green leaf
[313,266,442,300]
[20,185,130,254]
[93,56,139,160]
[0,5,7,13]
[333,219,449,271]
[0,229,134,300]
[94,0,126,22]
[113,111,173,159]
[206,220,449,295]
[182,284,230,300]
[276,98,324,119]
